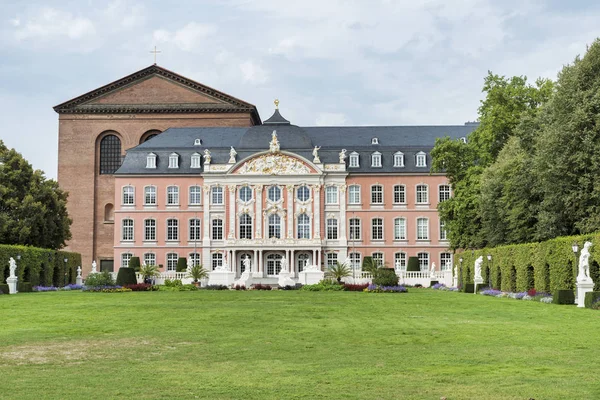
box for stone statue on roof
[339,149,347,164]
[269,130,280,153]
[203,149,211,164]
[229,147,237,164]
[313,146,321,163]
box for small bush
[82,285,129,292]
[300,280,344,291]
[157,284,198,292]
[234,285,246,290]
[527,288,537,297]
[464,283,475,293]
[365,284,408,293]
[205,285,229,290]
[253,284,272,291]
[164,279,183,287]
[406,256,420,272]
[553,289,575,305]
[116,268,137,286]
[125,283,156,291]
[176,257,187,272]
[85,271,115,287]
[280,285,301,290]
[0,283,8,294]
[344,283,369,291]
[584,291,600,309]
[17,282,32,293]
[373,268,399,287]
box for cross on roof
[149,46,161,64]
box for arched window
[394,218,406,240]
[418,252,429,271]
[99,134,122,174]
[268,214,281,238]
[348,185,360,204]
[393,185,406,204]
[239,214,252,239]
[395,252,406,270]
[349,218,361,241]
[297,185,310,202]
[212,219,223,240]
[349,252,361,270]
[140,130,162,144]
[166,219,178,241]
[191,153,202,169]
[122,219,134,241]
[189,186,202,205]
[297,253,310,273]
[297,213,310,239]
[371,185,383,204]
[122,186,135,205]
[417,217,429,240]
[166,253,178,271]
[189,219,201,241]
[266,253,283,276]
[416,184,428,204]
[372,218,383,240]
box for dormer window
[191,153,201,168]
[146,153,156,169]
[371,152,382,168]
[349,152,360,168]
[416,151,427,167]
[371,137,379,145]
[394,152,404,167]
[194,139,202,146]
[168,153,179,169]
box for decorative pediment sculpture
[203,149,211,164]
[339,149,347,164]
[313,146,321,163]
[238,153,311,175]
[269,130,280,153]
[229,147,237,164]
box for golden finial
[274,99,280,109]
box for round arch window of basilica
[239,186,252,202]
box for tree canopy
[0,140,72,249]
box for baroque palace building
[55,64,477,277]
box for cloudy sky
[1,0,599,179]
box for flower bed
[431,283,459,291]
[82,285,132,293]
[480,288,553,303]
[344,283,369,292]
[364,284,408,293]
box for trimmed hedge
[553,290,575,305]
[407,256,420,272]
[457,233,600,293]
[463,283,475,293]
[17,282,32,293]
[0,244,81,288]
[584,291,600,309]
[129,257,141,272]
[116,268,137,286]
[0,283,9,294]
[176,257,187,272]
[373,268,399,286]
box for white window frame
[167,186,179,206]
[212,219,223,240]
[268,214,282,239]
[393,185,406,204]
[416,184,429,204]
[211,186,224,205]
[211,253,223,270]
[239,213,253,240]
[297,213,310,239]
[146,153,156,169]
[417,217,429,240]
[122,218,134,241]
[416,151,427,167]
[297,185,310,202]
[371,137,379,145]
[191,152,202,169]
[189,252,201,267]
[166,253,178,271]
[394,152,404,167]
[144,186,157,206]
[239,186,253,203]
[122,186,135,205]
[349,252,361,270]
[144,219,156,241]
[189,185,202,206]
[440,253,453,271]
[168,153,179,169]
[372,218,383,241]
[326,252,338,268]
[348,185,361,204]
[326,218,338,240]
[394,252,407,270]
[121,253,133,268]
[267,186,282,203]
[394,217,406,241]
[189,218,201,241]
[439,184,451,202]
[371,152,382,168]
[372,252,384,267]
[144,253,156,267]
[440,220,447,241]
[166,218,179,241]
[371,185,383,204]
[325,186,338,205]
[418,252,429,271]
[349,218,361,241]
[349,152,360,168]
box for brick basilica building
[55,64,476,277]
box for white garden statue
[280,256,288,274]
[474,256,483,280]
[243,255,252,274]
[91,260,97,274]
[8,257,17,278]
[578,241,593,282]
[430,262,436,278]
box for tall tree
[0,140,72,248]
[431,72,553,249]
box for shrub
[280,285,299,290]
[164,279,183,287]
[464,283,475,293]
[176,257,187,272]
[373,268,399,287]
[344,283,369,291]
[234,285,246,290]
[129,257,141,272]
[584,291,600,309]
[17,282,32,293]
[253,284,272,291]
[116,268,137,286]
[553,289,575,305]
[157,284,198,292]
[83,287,132,293]
[406,256,420,272]
[300,280,344,291]
[84,271,115,287]
[125,283,156,291]
[0,283,9,294]
[205,285,229,290]
[361,256,376,274]
[527,288,537,296]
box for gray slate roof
[116,110,477,175]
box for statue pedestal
[298,268,324,285]
[208,270,235,287]
[234,271,253,288]
[473,277,484,294]
[576,279,594,308]
[278,271,295,287]
[6,276,18,294]
[76,276,83,286]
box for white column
[287,185,294,239]
[255,185,263,239]
[313,249,317,267]
[228,185,236,239]
[339,184,347,241]
[314,185,321,239]
[258,249,263,277]
[253,249,258,273]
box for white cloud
[239,60,269,85]
[14,8,95,41]
[153,22,217,52]
[9,18,20,27]
[315,112,347,126]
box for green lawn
[1,289,599,399]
